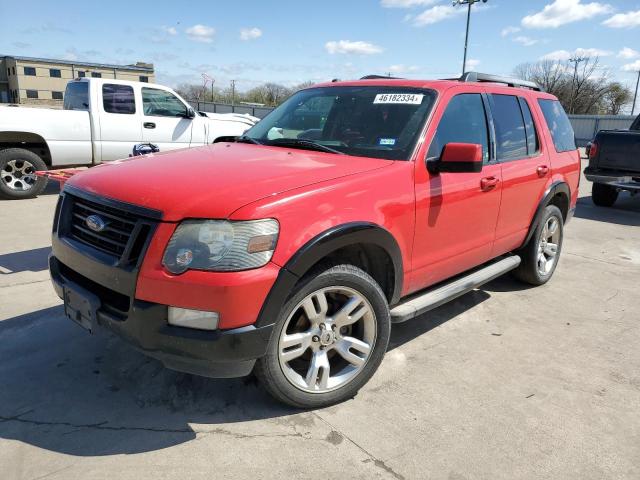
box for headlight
[163,219,279,274]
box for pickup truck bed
[584,114,640,207]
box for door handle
[536,165,549,177]
[480,176,499,192]
[143,122,156,129]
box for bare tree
[514,58,628,115]
[602,82,633,115]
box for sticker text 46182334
[373,93,424,105]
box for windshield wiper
[235,135,263,145]
[268,138,345,155]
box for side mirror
[185,107,196,119]
[436,142,483,173]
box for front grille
[64,191,157,266]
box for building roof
[1,55,154,72]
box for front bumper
[50,255,274,377]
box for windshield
[244,86,436,160]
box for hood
[67,143,391,221]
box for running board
[390,255,521,323]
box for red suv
[49,72,580,408]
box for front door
[411,91,502,291]
[141,87,194,152]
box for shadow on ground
[0,275,523,457]
[0,247,51,274]
[574,193,640,226]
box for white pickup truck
[0,78,258,199]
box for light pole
[632,70,640,116]
[568,56,586,114]
[453,0,488,74]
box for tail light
[588,142,598,159]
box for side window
[64,82,89,110]
[538,99,576,152]
[142,88,187,117]
[489,94,527,161]
[24,67,36,76]
[427,93,489,162]
[102,84,136,114]
[518,98,539,155]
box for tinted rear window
[489,94,527,161]
[538,99,576,152]
[102,84,136,114]
[63,82,89,110]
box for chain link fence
[188,100,274,119]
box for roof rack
[459,72,543,91]
[360,74,404,80]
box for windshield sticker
[379,138,396,146]
[373,93,424,105]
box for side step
[390,255,521,323]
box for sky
[2,0,640,94]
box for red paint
[67,79,580,329]
[441,143,483,163]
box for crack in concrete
[312,412,406,480]
[0,410,305,440]
[565,252,627,267]
[0,278,51,289]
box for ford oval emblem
[85,214,107,233]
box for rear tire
[513,205,564,286]
[0,148,48,200]
[255,264,391,408]
[591,183,618,207]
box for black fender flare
[254,222,404,328]
[521,181,570,248]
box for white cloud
[325,40,383,55]
[163,26,177,36]
[541,47,612,61]
[513,36,538,46]
[412,5,465,26]
[185,24,215,43]
[618,47,640,59]
[465,59,481,70]
[388,64,420,73]
[501,26,521,36]
[622,60,640,72]
[603,9,640,28]
[522,0,612,29]
[240,27,262,41]
[380,0,437,7]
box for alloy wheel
[537,216,560,276]
[277,286,377,394]
[1,159,38,191]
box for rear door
[490,93,549,256]
[98,83,143,161]
[411,90,502,289]
[141,87,194,151]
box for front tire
[513,205,564,286]
[0,148,48,200]
[255,264,391,408]
[592,183,618,207]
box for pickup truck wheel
[255,264,391,408]
[513,205,563,286]
[591,183,618,207]
[0,148,48,200]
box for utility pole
[230,79,236,108]
[632,70,640,116]
[568,56,586,114]
[453,0,488,74]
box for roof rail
[460,72,543,92]
[360,74,404,80]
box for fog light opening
[168,307,219,331]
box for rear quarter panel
[229,161,416,296]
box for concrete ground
[1,159,639,480]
